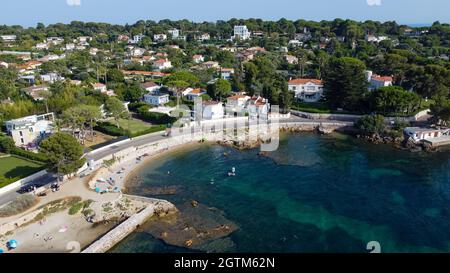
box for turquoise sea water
[111,132,450,253]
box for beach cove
[112,132,450,253]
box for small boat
[227,167,236,177]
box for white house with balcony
[168,29,180,39]
[233,25,251,40]
[5,113,55,149]
[129,34,145,44]
[288,78,324,102]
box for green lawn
[0,155,45,184]
[117,118,151,134]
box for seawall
[82,197,176,253]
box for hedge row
[137,106,177,125]
[94,122,128,136]
[11,147,49,162]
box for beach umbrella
[7,240,18,249]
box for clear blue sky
[1,0,449,27]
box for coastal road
[0,116,350,207]
[0,172,55,206]
[87,116,348,161]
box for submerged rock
[138,202,238,250]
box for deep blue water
[111,133,450,253]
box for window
[21,138,24,144]
[19,131,23,137]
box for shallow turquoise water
[111,133,450,253]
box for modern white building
[219,68,235,80]
[233,25,251,40]
[5,113,55,148]
[404,127,450,143]
[129,35,145,44]
[40,73,65,84]
[288,78,324,102]
[144,92,170,106]
[1,35,17,42]
[202,101,224,120]
[168,29,180,39]
[153,34,168,43]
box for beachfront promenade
[0,115,352,252]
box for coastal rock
[139,202,238,250]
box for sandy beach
[0,139,200,253]
[3,211,116,253]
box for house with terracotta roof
[248,96,270,118]
[366,71,393,90]
[141,81,160,93]
[185,88,206,101]
[193,54,204,63]
[226,94,251,114]
[153,59,172,70]
[288,78,324,102]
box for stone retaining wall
[81,197,176,253]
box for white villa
[202,101,224,120]
[366,71,393,91]
[288,78,324,102]
[233,25,250,40]
[153,59,172,70]
[5,113,55,149]
[129,35,145,44]
[168,29,180,39]
[144,92,170,106]
[219,68,235,80]
[225,94,270,118]
[193,55,204,63]
[226,94,251,114]
[141,82,160,93]
[153,34,168,43]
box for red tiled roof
[288,78,322,85]
[372,75,393,82]
[228,94,248,100]
[122,70,170,77]
[142,82,158,88]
